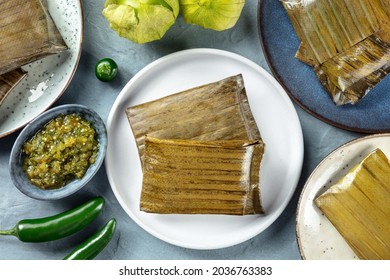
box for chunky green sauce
[22,113,99,189]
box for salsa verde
[22,113,99,189]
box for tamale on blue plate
[281,0,390,105]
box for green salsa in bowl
[9,104,107,200]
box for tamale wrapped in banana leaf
[315,149,390,260]
[381,0,390,15]
[315,34,390,105]
[281,0,388,65]
[281,0,390,105]
[0,68,27,106]
[126,74,262,166]
[0,0,67,76]
[140,136,265,215]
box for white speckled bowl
[9,104,107,200]
[0,0,83,138]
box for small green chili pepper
[63,218,116,260]
[0,197,104,242]
[95,58,118,82]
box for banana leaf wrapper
[315,34,390,105]
[315,149,390,260]
[281,0,390,105]
[140,137,265,215]
[0,0,67,76]
[126,74,262,166]
[281,0,389,65]
[381,0,390,16]
[0,68,27,106]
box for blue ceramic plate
[258,0,390,133]
[9,104,107,200]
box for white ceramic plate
[0,0,83,138]
[106,48,304,249]
[296,133,390,259]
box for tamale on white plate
[297,133,390,259]
[141,137,265,215]
[0,0,83,138]
[126,74,262,168]
[106,49,303,249]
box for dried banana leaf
[281,0,390,105]
[315,34,390,105]
[126,74,262,166]
[381,0,390,14]
[315,149,390,260]
[0,0,67,76]
[0,69,27,106]
[140,136,265,215]
[281,0,389,65]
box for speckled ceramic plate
[0,0,83,138]
[296,133,390,259]
[106,48,304,249]
[258,0,390,133]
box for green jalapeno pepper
[0,197,104,242]
[63,218,116,260]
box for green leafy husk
[179,0,245,31]
[102,0,179,44]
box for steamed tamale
[0,0,67,76]
[381,0,390,16]
[281,0,389,65]
[315,149,390,260]
[140,136,265,215]
[281,0,390,105]
[126,74,262,166]
[315,34,390,105]
[0,68,27,106]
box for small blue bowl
[9,104,107,200]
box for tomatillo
[95,58,118,82]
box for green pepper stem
[0,227,17,237]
